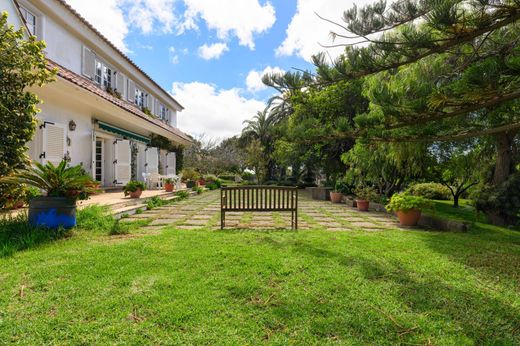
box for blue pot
[28,197,77,229]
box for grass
[1,218,519,344]
[425,199,488,224]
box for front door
[95,139,104,185]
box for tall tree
[0,12,55,207]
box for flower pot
[198,179,205,186]
[28,197,76,229]
[396,209,422,227]
[129,188,143,199]
[356,200,370,211]
[164,183,174,192]
[330,192,344,204]
[186,181,196,189]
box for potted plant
[186,180,196,189]
[330,181,345,204]
[386,193,430,227]
[1,161,98,229]
[124,181,146,198]
[164,178,175,192]
[353,185,379,212]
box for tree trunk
[493,131,517,186]
[453,194,460,208]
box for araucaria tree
[0,12,55,207]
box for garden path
[124,190,402,232]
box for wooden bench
[221,186,298,230]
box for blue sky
[65,0,361,139]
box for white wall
[1,0,24,28]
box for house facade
[2,0,192,187]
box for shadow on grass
[0,213,72,258]
[283,239,520,344]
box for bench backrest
[221,186,298,212]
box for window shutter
[82,46,95,79]
[145,147,159,174]
[147,94,154,112]
[154,99,160,116]
[127,79,136,102]
[41,122,67,165]
[114,139,131,185]
[166,152,176,175]
[116,72,125,97]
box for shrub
[123,181,146,196]
[219,174,237,181]
[176,190,190,199]
[353,185,379,201]
[386,193,431,213]
[206,182,219,190]
[195,187,204,195]
[182,168,200,181]
[241,172,255,182]
[406,183,452,200]
[203,174,218,182]
[476,173,520,226]
[146,196,166,210]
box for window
[20,7,37,36]
[159,103,168,121]
[94,60,112,89]
[135,88,146,109]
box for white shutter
[147,94,153,112]
[145,147,159,174]
[116,72,125,98]
[166,152,176,175]
[127,79,136,102]
[82,46,95,79]
[42,122,66,165]
[114,139,131,185]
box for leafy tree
[429,142,481,207]
[0,12,55,207]
[245,139,266,183]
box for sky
[63,0,368,140]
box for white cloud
[198,43,229,60]
[277,0,373,62]
[125,0,177,34]
[64,0,129,52]
[246,66,285,92]
[180,0,276,49]
[172,82,266,139]
[169,46,180,64]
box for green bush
[353,185,379,201]
[123,181,146,196]
[146,196,166,210]
[195,187,204,195]
[182,168,200,181]
[476,173,520,226]
[76,205,115,232]
[386,193,431,213]
[176,190,190,199]
[219,173,237,181]
[241,172,255,182]
[406,183,452,200]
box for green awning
[98,121,151,144]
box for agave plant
[1,161,98,201]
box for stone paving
[123,190,402,232]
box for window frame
[94,59,112,89]
[20,6,37,36]
[135,88,146,109]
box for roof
[47,59,192,144]
[17,0,184,110]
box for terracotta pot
[330,192,343,203]
[11,200,25,209]
[198,179,205,186]
[356,200,370,211]
[164,183,174,192]
[396,209,422,227]
[129,188,143,199]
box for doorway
[95,139,104,185]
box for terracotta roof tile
[47,59,192,144]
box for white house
[2,0,192,187]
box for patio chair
[148,173,164,190]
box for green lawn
[1,212,520,344]
[425,199,489,224]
